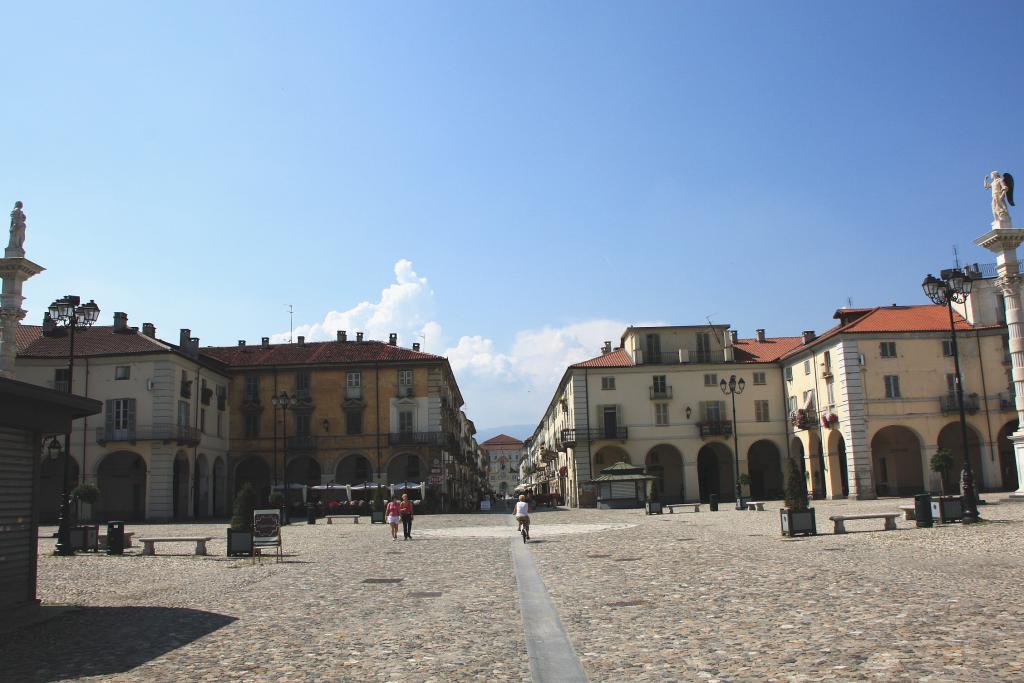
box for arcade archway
[871,426,924,496]
[96,451,147,521]
[697,442,734,503]
[645,444,683,503]
[747,440,783,500]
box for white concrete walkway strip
[511,536,589,683]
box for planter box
[645,501,663,515]
[931,496,964,523]
[70,524,99,552]
[780,508,817,537]
[226,528,253,556]
[370,511,386,524]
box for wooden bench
[829,513,899,534]
[899,505,916,521]
[745,501,766,511]
[665,504,700,514]
[326,515,360,525]
[98,532,134,550]
[139,536,212,556]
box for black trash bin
[306,503,317,525]
[915,493,933,528]
[107,521,125,555]
[709,494,719,512]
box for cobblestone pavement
[5,499,1024,682]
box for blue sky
[4,3,1023,433]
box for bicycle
[519,518,530,543]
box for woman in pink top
[385,497,401,540]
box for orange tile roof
[15,325,42,353]
[481,434,524,449]
[571,348,634,368]
[733,337,805,363]
[19,326,170,358]
[201,339,445,367]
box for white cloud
[271,259,442,349]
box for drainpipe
[582,367,590,508]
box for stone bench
[665,504,700,514]
[899,505,916,521]
[829,513,899,534]
[139,536,213,556]
[98,532,134,550]
[745,501,766,511]
[326,515,360,524]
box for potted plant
[227,483,256,556]
[780,457,816,536]
[929,448,963,522]
[738,473,752,502]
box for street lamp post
[720,374,746,510]
[47,295,100,555]
[272,391,297,513]
[923,269,981,523]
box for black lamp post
[923,269,980,523]
[47,295,100,555]
[720,374,746,510]
[272,391,297,512]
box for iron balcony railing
[388,431,444,446]
[396,385,415,398]
[54,380,70,393]
[790,409,817,431]
[650,386,673,400]
[285,435,317,453]
[588,427,628,440]
[560,428,578,447]
[940,393,980,415]
[95,424,202,447]
[698,421,733,438]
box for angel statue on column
[8,201,26,252]
[984,171,1015,225]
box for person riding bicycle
[514,494,530,533]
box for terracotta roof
[733,337,805,363]
[15,325,43,353]
[19,326,170,358]
[571,348,634,368]
[480,434,524,449]
[201,340,446,367]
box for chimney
[180,328,191,348]
[756,329,766,343]
[113,312,128,332]
[602,341,612,355]
[729,330,738,343]
[188,336,199,358]
[356,332,364,342]
[261,337,269,348]
[389,333,397,346]
[142,322,156,338]
[338,330,347,342]
[238,339,246,348]
[802,330,816,344]
[297,335,305,345]
[412,342,421,352]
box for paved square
[5,498,1024,681]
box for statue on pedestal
[984,172,1015,225]
[8,201,26,253]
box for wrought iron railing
[95,424,202,446]
[388,431,444,446]
[650,386,673,400]
[285,435,317,453]
[588,427,628,440]
[698,421,733,438]
[940,393,979,415]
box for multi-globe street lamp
[922,268,980,523]
[720,374,746,510]
[47,295,100,555]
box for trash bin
[107,521,125,555]
[306,503,317,525]
[709,494,719,512]
[914,494,933,528]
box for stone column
[975,225,1024,497]
[0,253,44,379]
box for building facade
[480,434,524,497]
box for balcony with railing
[1000,392,1017,411]
[54,380,70,393]
[588,427,628,441]
[396,385,415,398]
[388,431,444,446]
[649,385,673,400]
[698,421,733,438]
[642,350,687,365]
[790,409,817,431]
[560,428,578,447]
[285,435,317,453]
[96,424,202,447]
[940,393,980,415]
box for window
[54,368,70,392]
[802,390,814,408]
[803,360,811,375]
[753,371,766,385]
[704,373,718,387]
[655,403,669,426]
[178,400,190,426]
[696,332,712,362]
[180,370,191,398]
[217,412,223,437]
[244,374,259,401]
[345,409,363,435]
[601,376,615,390]
[645,333,661,362]
[701,400,723,422]
[946,373,957,394]
[1003,334,1011,363]
[399,410,414,433]
[788,395,797,413]
[200,408,206,433]
[823,351,831,369]
[884,375,901,399]
[399,369,413,386]
[943,340,954,357]
[113,399,132,430]
[595,451,605,465]
[296,371,311,398]
[754,400,770,422]
[105,398,135,439]
[826,380,835,406]
[244,412,259,438]
[653,375,667,393]
[785,367,793,381]
[880,342,897,358]
[346,372,362,399]
[115,366,130,380]
[294,412,310,437]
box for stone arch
[871,426,924,496]
[286,455,322,488]
[336,453,373,484]
[697,442,735,503]
[998,420,1019,491]
[747,440,783,500]
[807,431,827,499]
[234,456,271,505]
[386,453,425,484]
[96,451,147,521]
[826,430,849,498]
[645,444,684,504]
[937,422,984,494]
[212,457,226,517]
[194,453,210,517]
[172,451,190,519]
[39,452,80,523]
[594,445,630,469]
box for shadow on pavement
[0,605,236,682]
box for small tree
[738,473,751,496]
[930,448,955,495]
[231,483,257,532]
[71,483,100,506]
[784,457,809,512]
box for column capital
[975,227,1024,253]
